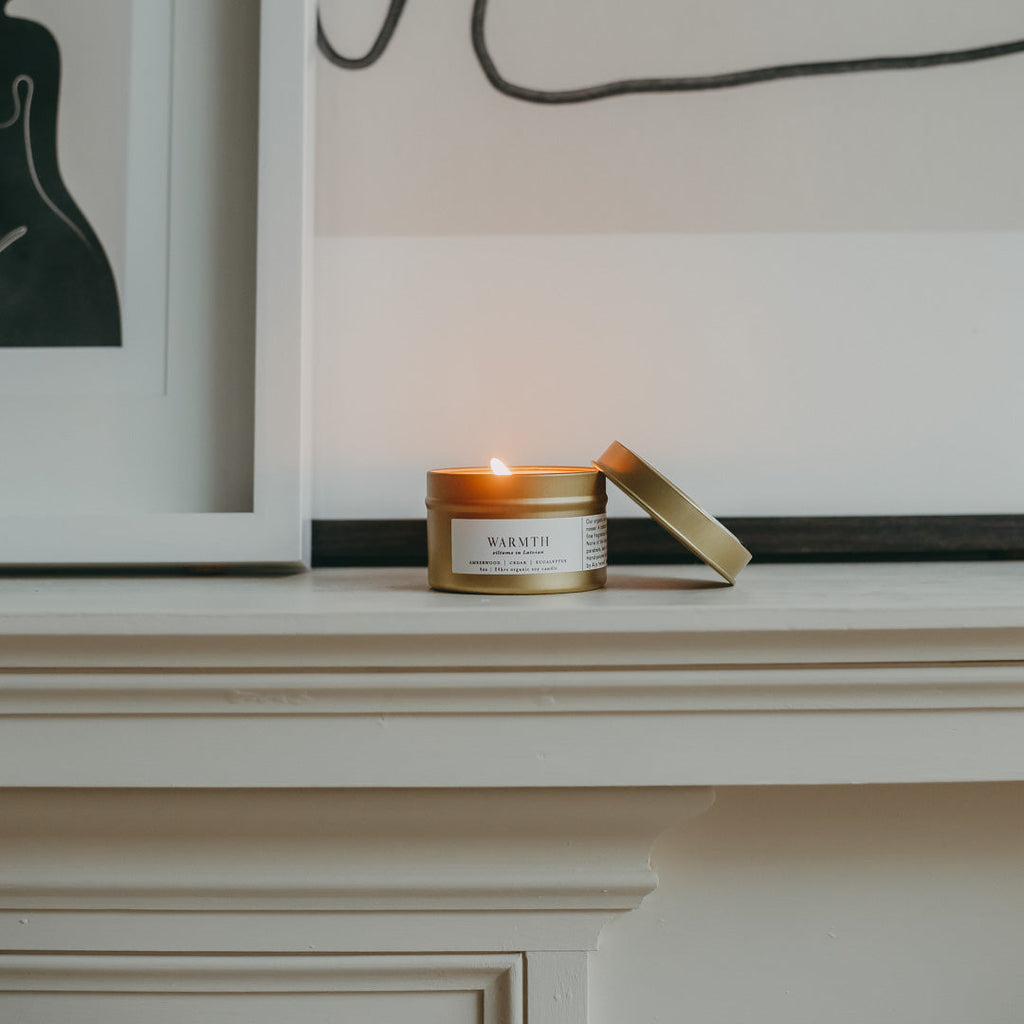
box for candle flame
[490,457,512,476]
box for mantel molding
[1,563,1022,787]
[0,787,714,956]
[3,664,1023,716]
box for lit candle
[426,460,607,594]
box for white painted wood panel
[526,952,588,1024]
[1,564,1022,1023]
[0,992,480,1024]
[0,954,522,1024]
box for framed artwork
[310,0,1023,563]
[0,0,314,566]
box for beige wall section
[316,0,1024,236]
[592,784,1024,1024]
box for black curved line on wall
[317,0,406,69]
[318,0,1024,101]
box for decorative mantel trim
[0,787,715,954]
[1,564,1022,787]
[3,663,1023,717]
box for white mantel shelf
[2,561,1023,788]
[2,561,1024,1021]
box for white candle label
[451,515,607,575]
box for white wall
[592,784,1024,1024]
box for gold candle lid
[593,441,752,584]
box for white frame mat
[0,0,314,567]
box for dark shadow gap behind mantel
[312,516,1024,567]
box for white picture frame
[0,0,314,567]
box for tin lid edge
[593,441,752,584]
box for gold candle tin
[426,466,607,594]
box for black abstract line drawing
[318,0,1024,103]
[1,0,121,347]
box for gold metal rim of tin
[427,466,604,504]
[593,441,752,585]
